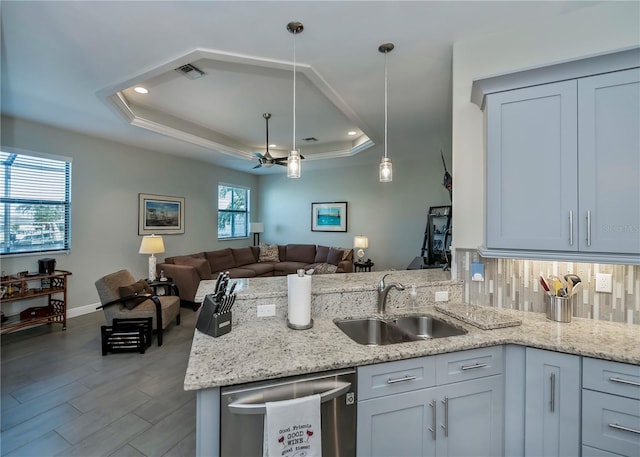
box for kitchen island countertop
[185,272,639,390]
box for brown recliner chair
[95,270,180,346]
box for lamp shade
[139,234,165,254]
[250,222,264,234]
[354,236,369,249]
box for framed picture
[311,202,347,232]
[138,193,185,235]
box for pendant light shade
[287,150,301,178]
[378,43,394,183]
[287,21,303,179]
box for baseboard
[68,302,101,319]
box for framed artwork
[138,193,185,235]
[311,202,347,232]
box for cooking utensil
[549,275,566,296]
[570,282,582,297]
[563,274,582,295]
[539,275,551,294]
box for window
[1,151,72,255]
[218,184,249,239]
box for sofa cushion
[118,279,153,310]
[258,244,280,262]
[205,248,236,272]
[232,247,257,266]
[285,244,316,263]
[314,245,330,263]
[242,262,275,277]
[327,248,345,266]
[173,256,212,280]
[226,268,257,278]
[274,261,309,275]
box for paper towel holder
[287,319,313,330]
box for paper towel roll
[287,274,312,327]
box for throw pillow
[314,245,330,263]
[118,279,153,310]
[326,248,344,266]
[258,244,280,262]
[173,256,212,280]
[310,263,338,274]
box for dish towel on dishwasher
[263,394,321,457]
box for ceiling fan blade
[253,163,263,169]
[253,152,265,159]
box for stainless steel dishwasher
[220,368,356,456]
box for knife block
[196,294,232,337]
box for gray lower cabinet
[524,347,580,457]
[582,357,640,456]
[484,66,640,260]
[357,346,504,457]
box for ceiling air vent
[175,64,205,80]
[302,137,318,142]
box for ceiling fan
[253,113,304,169]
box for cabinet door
[435,375,504,457]
[486,80,578,251]
[578,68,640,254]
[524,348,580,457]
[357,389,435,457]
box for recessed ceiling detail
[97,49,374,166]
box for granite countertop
[184,301,640,391]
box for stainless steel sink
[335,315,467,346]
[334,318,421,346]
[392,315,467,339]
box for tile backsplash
[454,248,640,324]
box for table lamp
[139,234,165,281]
[354,236,369,261]
[250,222,264,245]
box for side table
[354,260,374,272]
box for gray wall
[257,151,451,271]
[1,116,259,312]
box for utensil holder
[546,295,574,323]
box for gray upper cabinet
[578,69,640,254]
[486,80,578,251]
[476,48,640,263]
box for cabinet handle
[441,396,449,437]
[461,362,487,371]
[608,423,640,435]
[569,210,574,246]
[428,400,437,441]
[387,375,417,384]
[610,377,640,387]
[550,372,556,413]
[586,210,592,247]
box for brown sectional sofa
[157,244,354,306]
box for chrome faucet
[377,273,405,314]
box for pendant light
[379,43,394,182]
[287,21,303,178]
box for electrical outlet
[435,291,449,302]
[257,304,276,317]
[595,273,612,293]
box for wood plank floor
[1,309,198,457]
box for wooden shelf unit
[0,270,72,334]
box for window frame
[217,183,250,240]
[0,148,72,256]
